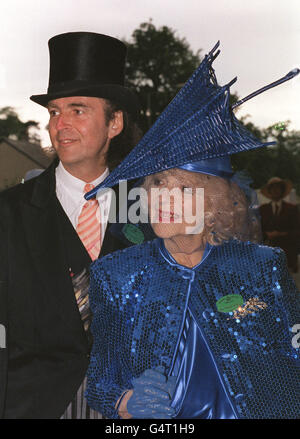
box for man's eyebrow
[68,103,90,108]
[47,102,59,109]
[47,102,90,109]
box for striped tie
[76,183,101,261]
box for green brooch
[122,224,145,245]
[216,294,244,313]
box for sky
[0,0,299,146]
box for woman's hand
[118,366,177,419]
[117,390,134,419]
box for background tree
[124,20,201,131]
[0,106,40,143]
[124,21,300,195]
[232,118,300,194]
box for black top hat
[30,32,139,117]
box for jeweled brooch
[229,298,268,320]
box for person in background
[260,177,300,273]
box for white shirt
[271,200,282,215]
[55,162,111,241]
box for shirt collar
[271,200,283,207]
[56,161,109,204]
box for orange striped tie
[76,183,101,261]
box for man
[0,31,145,419]
[260,177,300,273]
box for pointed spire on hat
[85,42,299,200]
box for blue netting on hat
[86,42,274,199]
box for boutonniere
[216,295,268,320]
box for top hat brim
[30,83,140,119]
[261,179,293,199]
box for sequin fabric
[86,239,300,419]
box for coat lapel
[21,162,88,343]
[100,182,128,257]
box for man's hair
[103,99,142,170]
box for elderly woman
[86,43,300,419]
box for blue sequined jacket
[86,239,300,419]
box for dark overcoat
[0,161,143,418]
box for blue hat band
[178,158,233,179]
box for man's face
[268,183,284,201]
[47,96,121,169]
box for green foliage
[124,20,201,131]
[0,106,40,143]
[232,119,300,194]
[124,20,300,194]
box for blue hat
[86,42,299,199]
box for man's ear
[108,111,124,139]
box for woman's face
[145,168,228,239]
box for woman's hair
[142,169,262,246]
[203,176,262,245]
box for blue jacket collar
[157,238,213,271]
